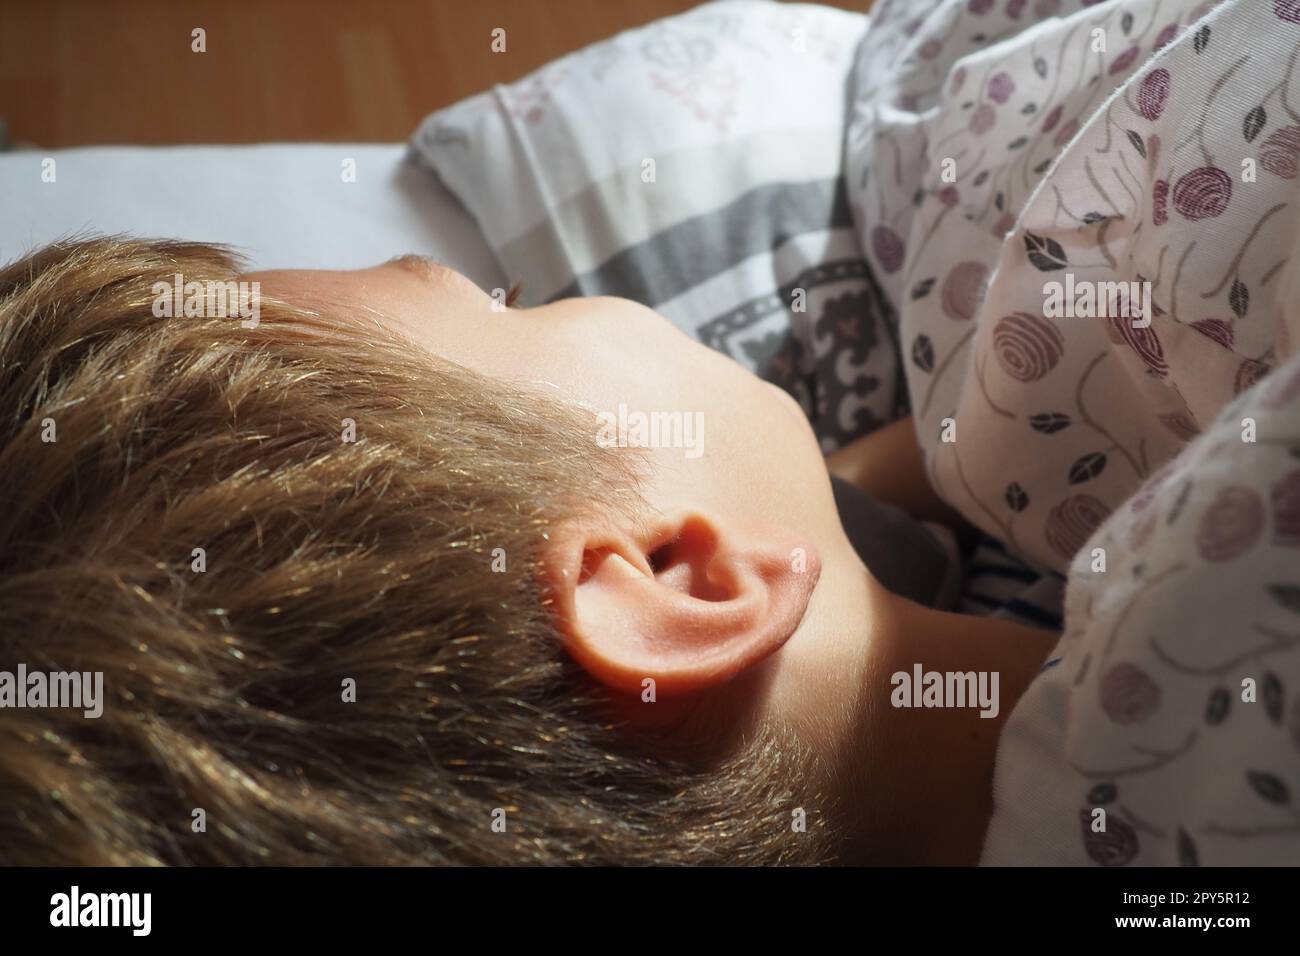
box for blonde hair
[0,237,834,865]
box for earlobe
[542,511,820,697]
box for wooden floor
[0,0,867,147]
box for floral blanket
[846,0,1300,864]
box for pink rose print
[1100,663,1161,724]
[1158,412,1200,441]
[1152,179,1169,225]
[1041,104,1063,133]
[938,186,960,207]
[1138,69,1170,121]
[871,225,905,274]
[1234,358,1271,395]
[1045,494,1109,560]
[920,38,943,60]
[1172,167,1232,220]
[1154,22,1180,50]
[1006,0,1026,18]
[988,72,1015,104]
[1272,469,1300,547]
[969,0,995,14]
[970,103,997,135]
[1034,0,1061,15]
[1109,46,1140,76]
[993,312,1065,382]
[1129,510,1159,550]
[1192,318,1233,349]
[1108,315,1167,377]
[941,261,989,320]
[951,66,966,95]
[1131,460,1177,513]
[1276,0,1300,23]
[1261,126,1300,179]
[1054,118,1079,148]
[1197,486,1265,562]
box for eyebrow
[386,253,523,307]
[386,253,442,280]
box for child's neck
[834,582,1058,864]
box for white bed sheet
[0,144,506,289]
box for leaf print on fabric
[912,334,936,373]
[1029,411,1071,434]
[1264,672,1284,725]
[1266,583,1300,613]
[1230,278,1250,318]
[993,312,1065,381]
[1243,105,1267,143]
[1005,481,1030,512]
[1167,480,1195,526]
[1193,24,1211,54]
[1079,809,1139,866]
[1246,770,1290,804]
[1206,686,1231,725]
[1125,129,1147,158]
[1068,452,1107,485]
[1087,783,1117,805]
[1023,232,1068,271]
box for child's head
[0,237,889,864]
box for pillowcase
[410,0,907,449]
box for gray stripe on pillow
[552,176,856,306]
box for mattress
[0,144,507,289]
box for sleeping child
[2,0,1299,866]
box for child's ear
[541,511,820,696]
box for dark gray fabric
[830,475,958,609]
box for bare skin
[246,258,1059,863]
